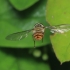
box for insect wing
[46,24,70,33]
[53,24,70,29]
[6,29,32,41]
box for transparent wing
[6,29,33,41]
[46,24,70,33]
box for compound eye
[35,23,44,28]
[38,23,42,27]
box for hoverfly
[6,23,70,47]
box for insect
[6,23,70,47]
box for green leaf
[0,49,51,70]
[0,0,50,48]
[9,0,39,11]
[46,0,70,63]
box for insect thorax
[32,23,45,40]
[33,23,45,33]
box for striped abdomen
[33,32,44,40]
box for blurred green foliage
[0,0,50,48]
[0,48,51,70]
[46,0,70,63]
[0,0,51,70]
[10,0,38,10]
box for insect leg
[34,39,36,48]
[42,37,44,43]
[42,32,44,43]
[32,35,36,48]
